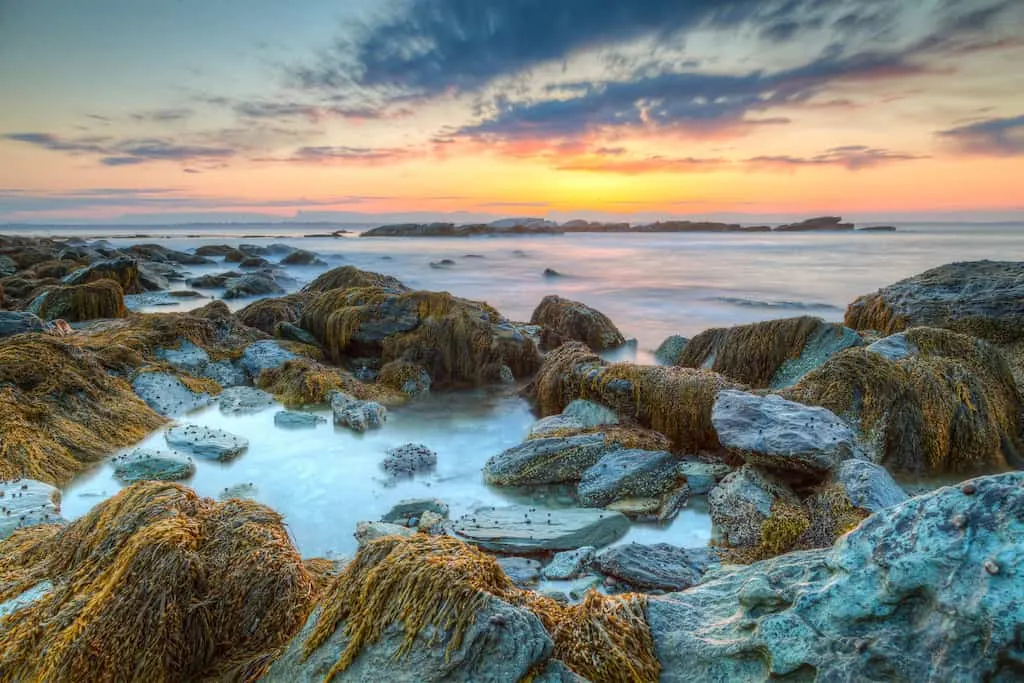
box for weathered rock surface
[530,295,626,351]
[331,392,387,432]
[577,449,680,507]
[561,399,619,427]
[202,360,248,387]
[354,521,415,546]
[239,340,298,377]
[381,498,450,524]
[708,465,798,547]
[595,543,718,591]
[273,410,326,429]
[164,425,248,461]
[280,249,325,266]
[63,256,146,293]
[155,340,209,374]
[483,434,615,486]
[712,390,856,476]
[528,415,586,438]
[866,331,918,361]
[678,460,732,495]
[655,335,689,365]
[834,459,908,513]
[131,371,214,417]
[452,506,629,554]
[111,448,196,483]
[498,557,542,586]
[649,472,1024,682]
[542,547,596,580]
[218,386,276,414]
[0,311,45,338]
[0,479,64,540]
[605,485,690,522]
[186,271,240,288]
[381,443,436,476]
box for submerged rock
[595,543,718,592]
[483,434,616,486]
[112,448,196,483]
[223,272,284,299]
[452,505,629,554]
[649,472,1024,682]
[381,443,437,477]
[0,479,64,540]
[131,371,214,417]
[834,459,908,513]
[155,340,210,375]
[164,425,248,461]
[280,249,325,266]
[530,295,626,351]
[218,386,276,415]
[381,498,450,524]
[577,449,680,507]
[542,547,596,580]
[331,392,387,432]
[273,410,326,429]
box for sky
[1,0,1023,224]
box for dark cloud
[5,133,109,154]
[130,108,195,123]
[937,115,1024,156]
[5,132,236,166]
[745,145,925,170]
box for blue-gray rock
[0,311,46,338]
[276,321,318,345]
[595,543,718,591]
[707,465,798,547]
[202,359,248,388]
[164,425,248,461]
[452,506,629,554]
[273,410,326,429]
[280,249,325,266]
[605,485,690,522]
[155,340,209,375]
[0,581,53,621]
[542,547,596,580]
[649,472,1024,682]
[331,392,387,432]
[0,480,64,541]
[678,460,733,495]
[577,449,680,507]
[218,386,276,414]
[112,448,195,483]
[354,521,415,547]
[498,557,542,586]
[382,498,450,524]
[131,371,214,417]
[561,399,619,427]
[0,255,16,277]
[866,331,918,361]
[655,335,690,365]
[483,434,616,486]
[239,340,297,377]
[381,443,436,476]
[223,272,284,299]
[768,323,862,389]
[528,415,585,438]
[834,459,909,513]
[712,390,856,476]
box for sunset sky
[1,0,1022,224]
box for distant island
[361,215,896,237]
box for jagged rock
[708,466,798,547]
[834,459,908,513]
[649,472,1024,682]
[273,410,326,429]
[530,295,626,351]
[542,547,596,580]
[577,449,680,507]
[0,311,45,338]
[218,386,276,415]
[223,273,284,299]
[655,335,690,365]
[452,506,629,554]
[712,390,856,476]
[595,543,718,591]
[112,448,196,483]
[678,460,732,495]
[354,521,415,546]
[0,479,64,540]
[483,434,616,486]
[131,371,214,417]
[164,425,248,461]
[239,340,298,377]
[381,443,436,476]
[382,498,450,524]
[498,557,542,586]
[331,392,387,432]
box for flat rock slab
[132,371,214,417]
[712,390,854,476]
[0,479,64,540]
[273,410,326,429]
[498,557,542,586]
[239,340,297,377]
[578,449,680,507]
[596,543,719,591]
[155,340,210,375]
[483,433,614,486]
[452,505,629,554]
[112,448,196,483]
[164,425,248,461]
[218,386,276,414]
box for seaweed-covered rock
[236,294,309,335]
[126,243,212,265]
[452,505,629,553]
[276,321,317,345]
[331,392,387,432]
[649,472,1024,682]
[257,357,397,407]
[218,386,275,415]
[239,256,272,269]
[165,425,248,461]
[529,414,587,438]
[0,311,45,338]
[303,265,407,294]
[483,434,616,486]
[36,281,126,322]
[186,271,241,288]
[0,479,63,540]
[379,359,432,396]
[194,244,242,258]
[132,371,215,417]
[111,448,196,483]
[381,443,437,476]
[833,459,908,513]
[577,449,680,507]
[381,498,450,524]
[708,465,798,547]
[223,273,284,299]
[62,256,146,293]
[866,331,917,361]
[280,249,325,266]
[530,295,626,351]
[595,544,717,591]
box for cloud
[745,145,925,170]
[557,155,727,174]
[130,108,195,123]
[283,145,414,164]
[4,133,109,154]
[937,114,1024,156]
[4,132,237,167]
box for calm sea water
[50,223,1024,558]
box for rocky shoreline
[0,232,1020,682]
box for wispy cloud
[937,114,1024,156]
[745,146,926,170]
[4,132,236,167]
[557,155,728,174]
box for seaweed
[37,280,127,322]
[530,295,626,351]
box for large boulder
[111,448,196,483]
[235,294,309,335]
[577,449,680,507]
[223,273,284,299]
[452,505,629,553]
[530,295,626,351]
[648,472,1024,682]
[595,543,718,592]
[483,433,616,486]
[833,459,908,513]
[711,390,856,477]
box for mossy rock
[37,280,127,322]
[530,294,626,351]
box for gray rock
[577,449,680,507]
[354,521,415,546]
[239,340,297,377]
[0,311,45,338]
[605,485,690,522]
[223,272,284,299]
[0,581,53,621]
[712,390,855,476]
[155,340,210,375]
[218,386,276,414]
[866,331,918,361]
[561,399,619,427]
[382,443,437,476]
[331,392,387,432]
[498,557,542,586]
[201,360,248,387]
[452,506,629,554]
[112,448,195,483]
[678,460,732,495]
[528,415,585,438]
[708,465,798,547]
[595,543,718,591]
[649,472,1024,683]
[382,498,450,524]
[136,261,171,290]
[417,510,445,532]
[186,271,240,288]
[219,483,257,500]
[768,324,862,389]
[0,480,64,540]
[263,594,552,683]
[835,459,909,513]
[276,321,317,345]
[164,425,248,461]
[274,410,326,429]
[280,249,325,266]
[542,547,596,580]
[483,434,616,486]
[655,335,690,365]
[131,371,214,417]
[239,256,272,269]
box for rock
[273,410,326,429]
[131,371,214,417]
[238,256,272,269]
[561,399,619,427]
[528,415,586,438]
[605,485,690,522]
[483,434,616,486]
[0,581,53,621]
[417,510,445,532]
[655,335,690,365]
[775,215,854,231]
[382,498,450,524]
[223,273,284,299]
[218,386,276,414]
[712,390,856,476]
[648,472,1024,682]
[186,271,240,288]
[136,261,173,290]
[164,425,248,461]
[498,557,542,586]
[0,255,16,277]
[36,281,126,322]
[238,244,271,256]
[275,321,318,345]
[543,268,564,278]
[577,449,680,507]
[834,459,908,513]
[542,547,596,580]
[155,340,210,375]
[707,465,798,547]
[126,243,213,265]
[280,249,325,266]
[678,460,732,495]
[0,311,45,338]
[381,443,437,477]
[239,340,298,377]
[354,521,415,547]
[331,392,388,432]
[430,259,456,268]
[194,244,241,257]
[530,295,626,351]
[0,479,64,540]
[63,256,145,293]
[201,360,248,388]
[452,506,629,554]
[866,331,918,361]
[112,448,196,483]
[595,543,718,591]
